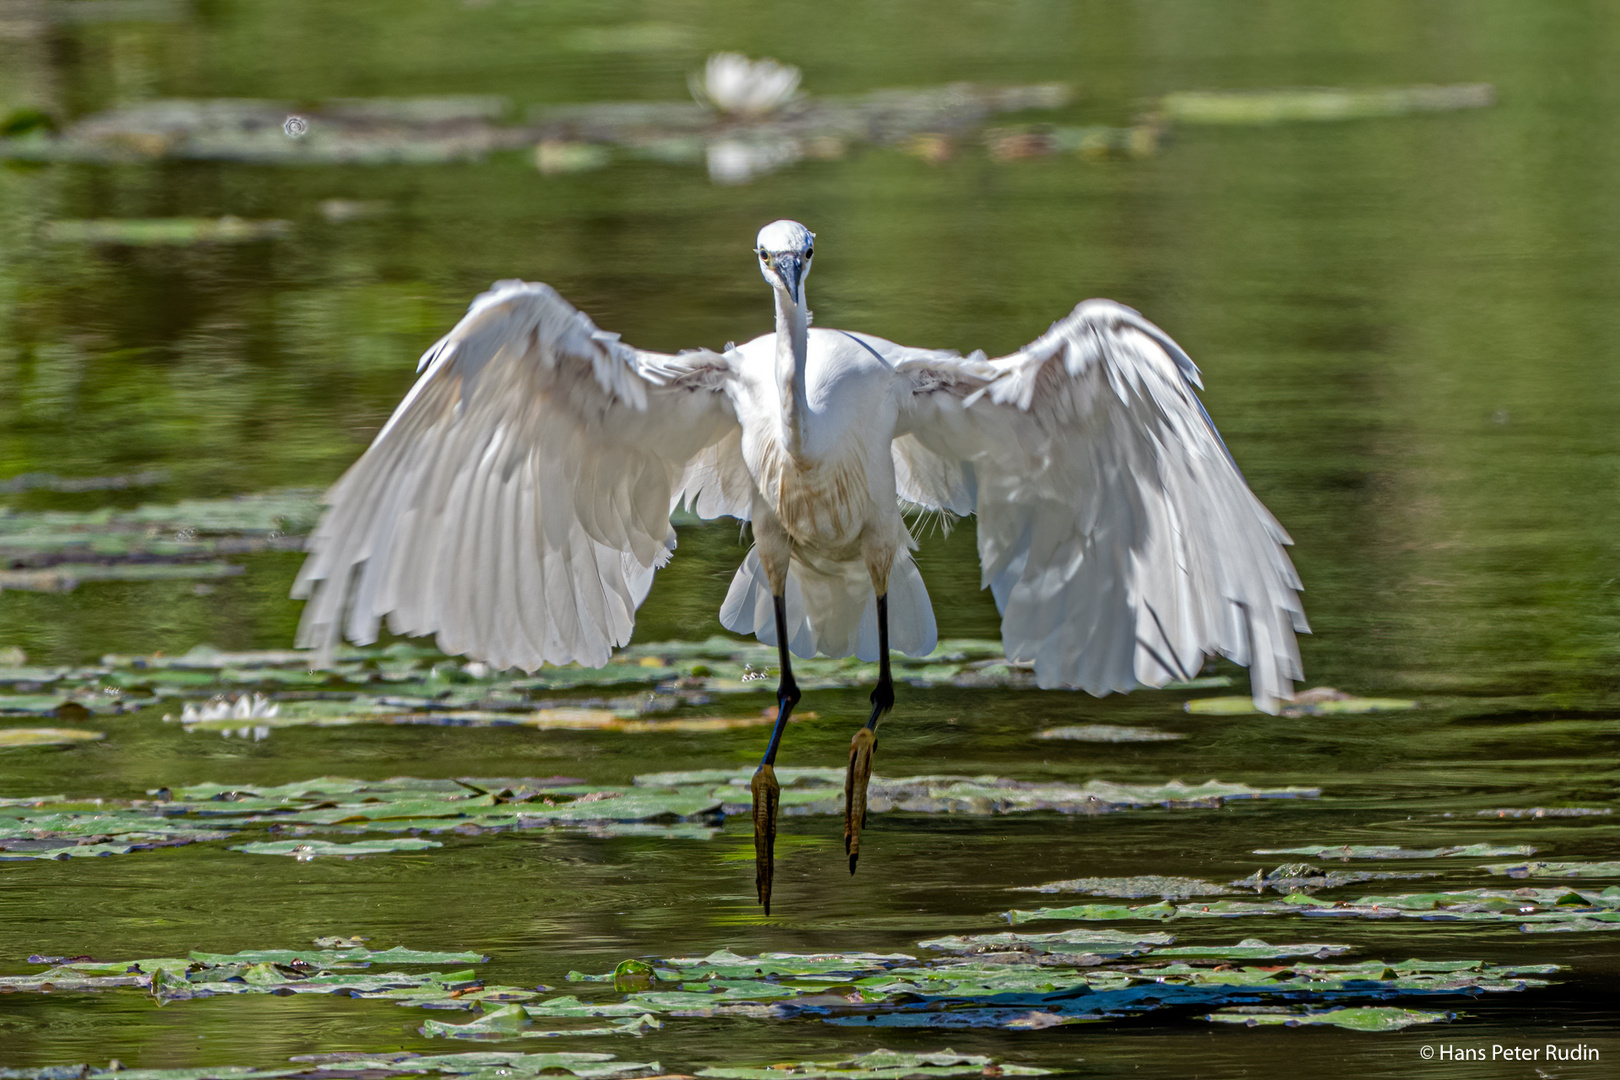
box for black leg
[752,594,801,914]
[846,593,893,874]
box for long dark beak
[770,252,807,306]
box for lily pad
[0,946,538,1008]
[917,928,1172,957]
[1162,84,1493,125]
[229,838,444,858]
[3,935,1552,1039]
[1186,691,1416,716]
[1255,844,1536,860]
[0,632,1263,744]
[0,804,231,859]
[696,1050,1052,1079]
[0,727,104,748]
[1480,861,1620,879]
[1006,886,1620,930]
[1153,939,1353,961]
[1034,725,1184,743]
[1204,1005,1452,1031]
[45,217,292,245]
[0,1053,665,1080]
[1477,807,1611,818]
[1228,867,1439,893]
[188,946,487,966]
[0,468,166,495]
[549,943,1550,1032]
[634,768,1319,817]
[1011,876,1231,899]
[421,1005,661,1040]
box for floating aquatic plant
[690,53,802,117]
[1203,1005,1452,1031]
[1005,886,1620,931]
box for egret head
[756,219,814,306]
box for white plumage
[294,222,1306,713]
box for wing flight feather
[898,300,1306,710]
[293,280,738,670]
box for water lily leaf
[1518,919,1620,933]
[1480,860,1620,879]
[0,694,120,716]
[13,81,1073,174]
[46,217,292,245]
[638,769,1318,816]
[188,947,487,966]
[519,709,798,733]
[1152,939,1353,960]
[1228,867,1440,893]
[696,1049,1053,1078]
[0,763,1310,873]
[1186,693,1416,716]
[1205,1005,1452,1030]
[0,968,162,992]
[1011,876,1231,899]
[1006,886,1620,928]
[0,561,245,592]
[1162,83,1492,125]
[917,928,1172,957]
[635,766,844,788]
[421,1004,660,1039]
[19,937,1546,1039]
[524,995,658,1018]
[824,1009,1078,1030]
[1256,844,1536,860]
[0,808,230,858]
[1034,725,1184,742]
[1477,807,1612,818]
[522,790,723,823]
[287,1051,662,1079]
[1006,901,1178,924]
[228,838,443,857]
[547,947,1545,1032]
[0,1051,670,1080]
[0,835,232,860]
[33,633,1245,734]
[420,1004,532,1037]
[0,727,104,747]
[0,947,511,1006]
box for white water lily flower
[691,52,801,117]
[176,692,279,723]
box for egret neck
[773,282,810,462]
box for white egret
[293,219,1307,912]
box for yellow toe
[751,763,780,912]
[844,727,877,874]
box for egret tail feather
[720,546,937,660]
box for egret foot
[844,727,877,874]
[752,762,780,913]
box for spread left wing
[894,300,1306,711]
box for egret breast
[754,437,870,550]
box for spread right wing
[292,280,739,671]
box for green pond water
[1,2,1617,1077]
